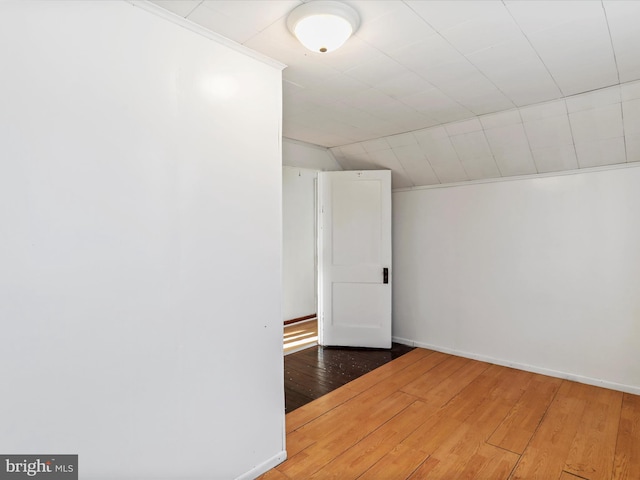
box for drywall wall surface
[281,138,341,322]
[0,1,285,478]
[393,166,640,393]
[283,167,317,321]
[283,138,342,171]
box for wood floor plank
[284,429,318,458]
[408,357,491,408]
[410,443,519,480]
[285,384,359,433]
[263,347,633,480]
[474,445,522,480]
[488,375,563,454]
[564,386,623,480]
[278,391,417,479]
[400,354,472,399]
[400,410,467,456]
[460,366,534,432]
[357,444,433,480]
[285,361,343,390]
[509,381,591,480]
[558,472,586,480]
[256,467,291,480]
[394,364,514,459]
[407,367,529,479]
[306,400,435,480]
[416,363,525,436]
[337,351,450,409]
[283,320,317,355]
[341,348,439,394]
[284,342,415,412]
[612,393,640,480]
[360,363,531,479]
[436,364,516,422]
[283,388,315,413]
[290,357,440,444]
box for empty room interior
[1,1,639,479]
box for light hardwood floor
[260,348,640,480]
[283,320,318,355]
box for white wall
[283,138,342,171]
[282,167,317,321]
[281,140,341,322]
[393,166,640,394]
[0,2,285,479]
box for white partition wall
[393,165,640,394]
[0,2,285,478]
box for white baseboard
[235,450,287,480]
[392,336,640,396]
[392,336,415,347]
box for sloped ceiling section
[150,0,640,187]
[332,82,640,188]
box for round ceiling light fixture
[287,1,360,54]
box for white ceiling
[150,0,640,188]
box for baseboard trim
[235,450,287,480]
[391,336,640,396]
[284,314,316,326]
[392,336,415,347]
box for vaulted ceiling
[151,0,640,188]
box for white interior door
[318,170,392,348]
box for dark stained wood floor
[284,343,415,412]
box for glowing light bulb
[287,1,360,54]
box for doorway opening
[282,166,319,354]
[282,167,392,353]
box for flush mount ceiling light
[287,1,360,54]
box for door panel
[333,283,385,327]
[318,170,391,348]
[331,180,382,266]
